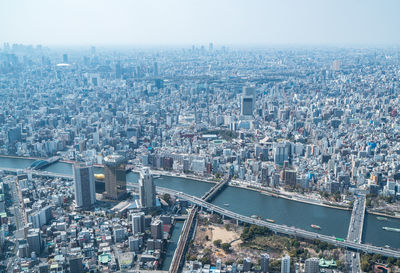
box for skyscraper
[139,167,156,208]
[260,253,270,273]
[73,163,96,209]
[281,254,290,273]
[103,154,127,200]
[305,257,320,273]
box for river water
[1,157,399,249]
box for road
[145,186,400,258]
[3,167,400,258]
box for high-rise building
[69,255,84,273]
[27,228,41,256]
[281,254,290,273]
[73,163,96,209]
[139,167,156,208]
[131,212,145,235]
[241,96,254,116]
[115,61,121,79]
[103,154,127,200]
[8,126,21,144]
[260,253,270,273]
[150,220,163,239]
[153,61,158,76]
[305,257,320,273]
[273,142,291,165]
[128,236,140,252]
[63,54,68,63]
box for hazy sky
[1,0,400,46]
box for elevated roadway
[3,167,399,259]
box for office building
[139,167,156,208]
[128,236,140,252]
[260,253,270,273]
[27,228,41,256]
[131,212,145,235]
[281,254,290,273]
[274,142,291,165]
[305,257,320,273]
[73,163,96,209]
[241,96,254,116]
[63,54,68,63]
[8,126,21,144]
[104,154,127,200]
[150,220,163,239]
[114,227,125,243]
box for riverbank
[367,210,400,220]
[136,168,217,185]
[0,154,42,161]
[229,181,352,211]
[2,155,400,220]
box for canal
[1,157,400,249]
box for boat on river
[382,227,400,232]
[311,224,321,230]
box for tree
[213,239,222,248]
[221,243,231,252]
[162,193,171,204]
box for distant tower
[241,96,254,116]
[139,167,156,208]
[153,61,158,76]
[73,163,96,209]
[103,154,127,200]
[209,42,214,51]
[281,254,290,273]
[115,61,121,79]
[332,60,341,71]
[241,86,255,116]
[63,54,68,63]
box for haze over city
[1,0,400,46]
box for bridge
[201,175,230,202]
[2,166,400,259]
[169,175,230,273]
[28,156,60,170]
[346,195,366,272]
[150,186,400,259]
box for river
[1,157,399,249]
